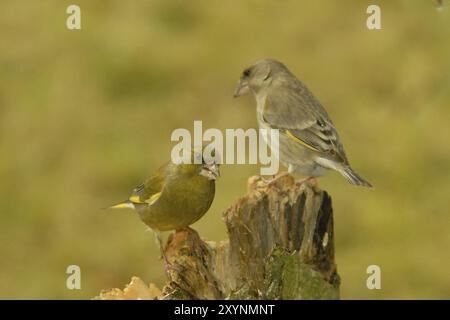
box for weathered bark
[161,175,340,300]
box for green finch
[234,58,372,187]
[110,150,220,231]
[109,150,219,271]
[110,150,220,277]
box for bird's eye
[316,119,326,128]
[243,68,251,77]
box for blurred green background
[0,0,449,299]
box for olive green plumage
[234,58,372,187]
[110,153,219,231]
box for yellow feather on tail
[109,201,135,209]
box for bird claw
[298,176,318,188]
[261,172,290,188]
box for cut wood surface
[96,175,340,300]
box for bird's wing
[128,165,166,206]
[263,85,348,164]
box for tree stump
[96,175,340,300]
[161,175,340,300]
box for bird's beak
[233,79,249,98]
[200,163,220,181]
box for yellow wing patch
[285,130,320,152]
[145,192,162,205]
[129,195,144,203]
[129,192,161,205]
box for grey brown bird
[234,58,372,187]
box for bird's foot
[154,232,182,279]
[261,172,291,187]
[298,176,318,188]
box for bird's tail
[339,166,373,188]
[108,200,135,209]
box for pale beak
[233,79,250,98]
[200,163,220,181]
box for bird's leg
[155,232,167,261]
[261,165,295,187]
[155,232,181,279]
[298,176,318,187]
[261,171,290,186]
